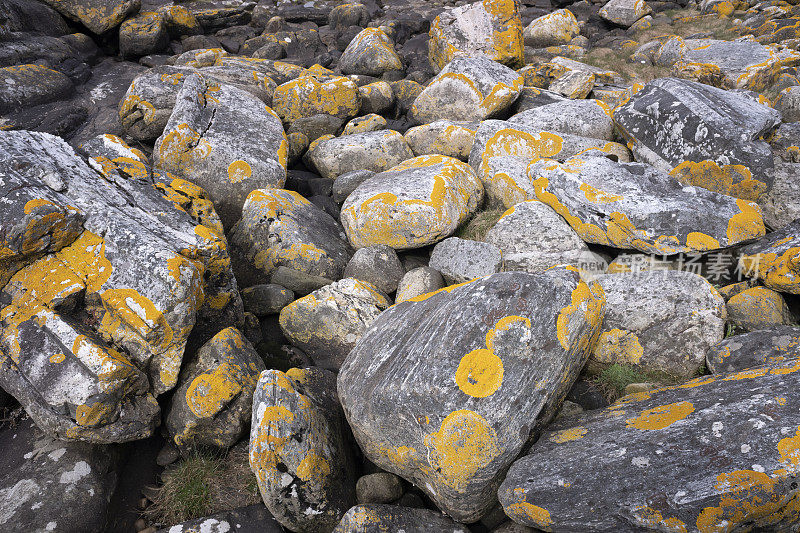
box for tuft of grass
[146,445,260,527]
[593,363,683,402]
[454,209,505,242]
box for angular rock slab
[333,504,470,532]
[340,155,484,250]
[340,27,403,77]
[739,218,800,294]
[337,269,605,522]
[250,367,356,532]
[592,271,726,378]
[411,56,523,123]
[499,358,800,532]
[154,73,288,227]
[0,131,241,442]
[166,327,265,453]
[707,326,800,374]
[279,279,390,370]
[42,0,139,33]
[508,99,614,141]
[428,0,524,71]
[307,130,414,180]
[530,156,766,254]
[155,504,283,533]
[230,188,352,282]
[614,77,780,201]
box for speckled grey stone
[429,237,504,284]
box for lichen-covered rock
[411,57,523,123]
[549,70,594,99]
[343,245,405,295]
[230,188,352,284]
[342,114,387,136]
[428,0,524,72]
[241,284,294,316]
[340,27,403,77]
[355,473,404,504]
[358,81,395,115]
[166,327,265,453]
[341,155,484,250]
[499,357,800,532]
[0,64,73,113]
[484,201,598,275]
[591,271,726,378]
[279,278,390,370]
[395,266,445,303]
[0,130,241,442]
[706,326,800,373]
[333,169,375,204]
[530,156,766,254]
[726,286,794,332]
[333,504,470,532]
[523,9,579,48]
[776,86,800,123]
[739,219,800,294]
[757,162,800,229]
[250,367,357,532]
[272,75,361,123]
[599,0,651,27]
[337,268,605,522]
[154,504,283,533]
[508,99,614,140]
[42,0,139,34]
[307,130,414,180]
[154,73,288,227]
[614,77,780,201]
[119,11,168,58]
[404,120,478,161]
[429,237,503,284]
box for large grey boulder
[739,218,800,294]
[429,237,503,284]
[523,9,580,48]
[500,357,800,532]
[339,27,403,77]
[706,326,800,373]
[333,504,469,532]
[307,130,414,180]
[41,0,139,33]
[337,268,605,522]
[599,0,651,27]
[508,99,614,141]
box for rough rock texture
[411,57,522,123]
[339,27,403,77]
[726,286,795,332]
[338,268,605,522]
[739,218,800,294]
[154,504,283,533]
[599,0,651,27]
[343,245,405,295]
[530,156,766,255]
[356,473,404,504]
[395,267,445,303]
[0,131,241,443]
[428,0,524,72]
[706,326,800,373]
[0,64,73,113]
[341,155,484,250]
[524,9,579,48]
[119,11,168,59]
[307,130,414,180]
[508,99,613,141]
[499,358,800,532]
[614,77,780,201]
[591,271,727,378]
[166,327,265,453]
[279,278,390,370]
[429,237,504,284]
[250,367,357,532]
[404,120,478,161]
[154,73,288,227]
[758,162,800,229]
[272,75,361,123]
[42,0,139,34]
[241,284,294,316]
[230,188,352,284]
[333,504,470,532]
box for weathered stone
[230,188,352,284]
[333,504,470,532]
[524,9,579,48]
[395,266,445,303]
[343,245,405,294]
[411,57,523,123]
[155,504,283,533]
[342,114,387,136]
[0,131,241,443]
[41,0,139,34]
[706,326,800,373]
[241,284,295,316]
[776,86,800,123]
[758,162,800,229]
[161,5,201,37]
[739,218,800,294]
[509,99,613,140]
[250,367,357,532]
[499,357,800,532]
[340,27,403,77]
[307,130,414,180]
[548,70,594,99]
[726,286,794,332]
[270,266,333,297]
[338,268,605,522]
[166,327,265,453]
[428,0,524,72]
[429,237,503,284]
[614,77,780,201]
[484,201,598,275]
[529,155,766,254]
[119,11,168,58]
[279,278,390,370]
[356,473,404,504]
[272,75,361,123]
[333,169,375,204]
[154,73,288,227]
[288,114,344,143]
[0,64,73,113]
[118,65,193,142]
[404,120,478,161]
[341,155,484,250]
[358,81,395,115]
[599,0,652,27]
[590,271,726,378]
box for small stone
[270,266,334,296]
[395,266,445,303]
[119,12,168,58]
[548,70,594,99]
[308,129,414,179]
[599,0,652,27]
[333,169,375,204]
[156,443,180,467]
[241,284,295,316]
[404,120,478,161]
[340,27,403,77]
[428,237,504,284]
[524,9,580,48]
[342,113,387,136]
[288,114,345,143]
[358,81,395,114]
[343,245,405,294]
[272,75,361,123]
[356,473,404,504]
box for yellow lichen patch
[670,160,767,201]
[778,427,800,471]
[157,123,212,174]
[296,452,331,487]
[185,362,243,418]
[686,232,721,251]
[556,280,599,350]
[696,470,790,532]
[594,328,644,364]
[579,182,623,203]
[406,278,480,303]
[425,409,500,491]
[75,402,116,428]
[455,348,504,398]
[550,426,588,443]
[272,75,360,123]
[49,352,65,363]
[480,129,564,181]
[227,160,252,183]
[626,401,694,431]
[505,500,554,529]
[632,506,688,532]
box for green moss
[454,209,505,242]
